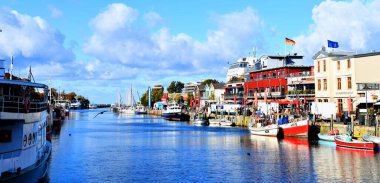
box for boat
[193,113,209,126]
[219,118,235,127]
[278,119,309,138]
[89,104,98,109]
[362,134,380,151]
[208,118,221,126]
[334,135,375,151]
[0,63,51,181]
[121,86,136,115]
[135,105,147,115]
[318,129,340,142]
[249,117,279,137]
[162,102,189,121]
[56,99,70,116]
[69,99,81,110]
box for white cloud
[48,5,63,19]
[0,8,75,73]
[90,3,138,33]
[84,5,265,82]
[294,0,380,63]
[144,11,163,27]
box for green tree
[167,81,184,93]
[229,76,243,83]
[201,79,219,86]
[77,95,90,109]
[140,87,164,107]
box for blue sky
[1,0,380,103]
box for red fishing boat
[279,119,309,138]
[334,135,375,151]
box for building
[226,56,257,82]
[313,47,380,124]
[182,81,200,94]
[244,54,312,102]
[210,83,225,104]
[286,66,315,105]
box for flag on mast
[327,40,339,48]
[285,38,296,46]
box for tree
[77,95,90,109]
[201,79,219,86]
[64,92,77,101]
[140,87,164,107]
[167,81,184,93]
[229,76,243,83]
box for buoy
[247,152,251,156]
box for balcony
[224,93,244,99]
[286,90,315,97]
[245,91,285,99]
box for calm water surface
[46,109,380,182]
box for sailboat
[121,85,136,115]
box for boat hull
[279,120,309,138]
[162,113,190,121]
[135,111,147,115]
[318,134,335,142]
[362,134,380,151]
[193,120,209,126]
[335,135,375,151]
[250,126,279,137]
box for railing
[245,92,285,98]
[245,72,314,82]
[224,93,244,99]
[0,96,48,113]
[286,90,315,97]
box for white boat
[135,105,147,115]
[121,86,136,114]
[162,102,189,121]
[317,134,335,142]
[219,118,235,127]
[89,104,98,109]
[208,118,221,126]
[249,117,279,136]
[69,99,81,110]
[0,68,51,181]
[192,113,209,126]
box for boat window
[0,130,12,142]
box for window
[318,79,321,91]
[282,70,285,77]
[338,99,343,113]
[317,61,320,72]
[337,78,341,90]
[323,79,327,90]
[337,61,340,70]
[347,59,351,68]
[318,99,322,102]
[324,99,328,102]
[323,60,326,72]
[348,77,352,89]
[272,72,276,78]
[0,130,12,142]
[263,74,266,79]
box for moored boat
[0,64,51,181]
[318,134,335,142]
[278,119,309,138]
[193,113,209,126]
[249,117,279,137]
[135,105,147,115]
[362,134,380,151]
[162,102,189,121]
[219,118,235,127]
[335,135,375,151]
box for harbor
[2,1,380,182]
[48,110,380,182]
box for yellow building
[313,47,380,117]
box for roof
[197,85,206,91]
[312,48,355,60]
[212,83,225,89]
[0,79,47,88]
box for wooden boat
[362,134,380,151]
[334,135,375,151]
[249,117,279,137]
[278,119,309,138]
[318,133,336,142]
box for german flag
[285,38,296,46]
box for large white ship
[0,60,51,181]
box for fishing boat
[162,102,189,121]
[249,117,279,137]
[362,134,380,151]
[135,105,147,115]
[208,118,221,126]
[334,135,375,151]
[278,119,309,138]
[193,113,209,126]
[0,62,51,181]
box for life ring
[24,97,31,113]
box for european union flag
[328,40,339,48]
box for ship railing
[0,96,47,113]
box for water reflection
[42,109,380,182]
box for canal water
[46,109,379,182]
